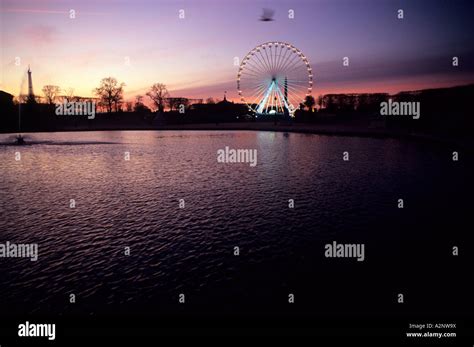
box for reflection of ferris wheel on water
[237,41,313,117]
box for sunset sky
[1,0,473,102]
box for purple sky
[1,0,473,102]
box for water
[0,131,472,316]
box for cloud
[22,24,58,45]
[2,8,68,15]
[314,52,474,85]
[2,7,107,16]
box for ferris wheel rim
[236,41,313,116]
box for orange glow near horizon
[2,65,473,106]
[1,1,473,104]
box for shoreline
[2,122,472,151]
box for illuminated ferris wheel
[237,42,313,117]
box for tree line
[38,78,204,114]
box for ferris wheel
[237,42,313,117]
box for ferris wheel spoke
[260,47,271,73]
[244,55,268,75]
[268,45,274,73]
[288,91,304,107]
[280,91,291,112]
[248,82,267,94]
[278,45,291,74]
[256,49,272,73]
[239,72,266,81]
[275,47,290,73]
[283,63,310,77]
[272,45,280,73]
[285,80,311,88]
[285,81,310,87]
[244,85,265,95]
[271,44,279,72]
[262,47,274,74]
[265,91,272,113]
[274,87,286,112]
[287,97,299,111]
[241,72,266,81]
[284,89,303,111]
[285,83,307,97]
[248,84,268,105]
[278,47,297,75]
[278,46,294,70]
[277,45,287,71]
[252,51,271,74]
[241,83,266,95]
[281,51,306,74]
[255,87,271,112]
[249,90,266,106]
[275,84,290,104]
[277,45,293,72]
[241,62,263,76]
[271,45,278,72]
[270,83,287,112]
[275,45,282,72]
[286,79,308,89]
[240,65,266,77]
[279,54,301,76]
[245,60,267,75]
[285,77,311,83]
[285,79,309,88]
[239,68,262,76]
[286,89,306,106]
[243,76,261,83]
[244,82,271,93]
[249,92,266,109]
[273,45,280,72]
[245,82,266,93]
[240,72,268,80]
[284,65,307,77]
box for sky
[1,0,473,103]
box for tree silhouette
[304,95,316,111]
[147,83,169,113]
[133,94,151,113]
[63,87,76,103]
[94,77,125,113]
[168,97,189,111]
[42,85,61,104]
